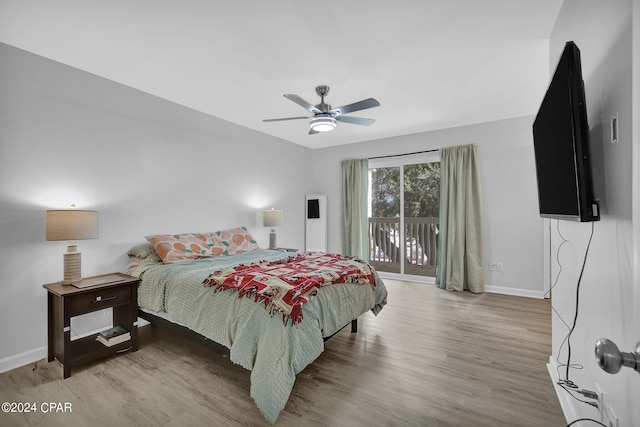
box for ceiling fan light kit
[264,85,380,135]
[309,115,336,132]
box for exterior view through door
[368,152,440,281]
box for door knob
[594,338,640,374]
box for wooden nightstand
[43,272,140,379]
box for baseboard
[378,273,546,299]
[547,356,576,422]
[484,285,545,299]
[0,345,47,374]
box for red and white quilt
[203,252,377,325]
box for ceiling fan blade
[336,116,376,126]
[284,94,323,114]
[263,116,309,122]
[330,98,380,115]
[308,128,319,135]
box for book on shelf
[96,326,131,347]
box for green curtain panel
[340,159,369,259]
[436,144,485,293]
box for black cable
[546,221,584,377]
[544,222,599,425]
[545,221,571,328]
[565,221,595,381]
[556,361,583,386]
[565,418,606,427]
[557,383,597,408]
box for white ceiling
[0,0,564,149]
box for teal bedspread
[131,249,387,423]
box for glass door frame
[368,151,440,284]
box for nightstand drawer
[69,286,132,316]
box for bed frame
[137,309,358,355]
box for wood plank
[0,279,564,426]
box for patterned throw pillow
[206,226,260,256]
[145,233,214,263]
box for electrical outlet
[489,261,504,272]
[595,382,605,422]
[604,404,619,427]
[595,383,620,427]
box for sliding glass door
[369,165,401,273]
[368,152,440,282]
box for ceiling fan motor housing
[315,102,331,112]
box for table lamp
[46,206,99,284]
[263,209,283,249]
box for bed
[126,227,388,424]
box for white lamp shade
[263,209,283,227]
[46,210,99,241]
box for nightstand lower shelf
[68,333,134,368]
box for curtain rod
[368,148,439,160]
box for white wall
[547,0,639,425]
[309,116,546,297]
[0,43,312,370]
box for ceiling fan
[263,85,380,134]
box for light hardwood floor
[0,280,566,426]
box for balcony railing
[369,217,439,277]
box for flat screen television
[532,41,599,222]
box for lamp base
[63,252,81,284]
[269,231,277,250]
